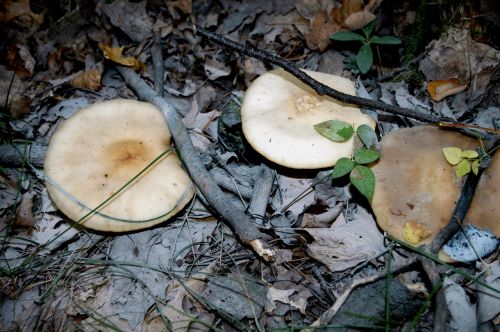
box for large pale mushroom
[370,126,499,259]
[44,99,195,232]
[241,68,375,169]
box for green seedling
[442,147,480,177]
[330,22,401,74]
[314,120,379,201]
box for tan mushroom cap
[44,99,195,232]
[241,69,375,169]
[371,126,499,248]
[467,151,500,235]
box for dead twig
[303,257,417,330]
[248,164,274,226]
[151,30,164,97]
[194,25,443,124]
[0,143,46,168]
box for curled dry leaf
[98,43,146,71]
[6,43,36,78]
[70,68,102,91]
[427,78,468,101]
[304,209,384,272]
[0,0,44,33]
[342,0,381,31]
[15,193,35,228]
[297,0,382,51]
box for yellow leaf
[462,149,478,159]
[98,43,146,71]
[455,159,471,177]
[471,159,479,175]
[427,78,468,101]
[442,147,463,165]
[71,68,102,90]
[403,220,432,245]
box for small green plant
[330,22,402,74]
[314,120,379,202]
[442,147,480,177]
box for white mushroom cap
[241,68,375,169]
[44,99,195,232]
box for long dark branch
[194,25,443,124]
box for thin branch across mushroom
[241,69,375,169]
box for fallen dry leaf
[167,0,192,18]
[304,208,384,272]
[266,287,309,314]
[305,8,342,51]
[6,43,35,78]
[427,78,468,101]
[343,10,376,31]
[98,43,146,71]
[14,193,35,228]
[403,220,432,244]
[70,68,102,90]
[343,0,380,30]
[0,0,43,33]
[477,262,500,324]
[443,277,477,332]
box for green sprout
[314,120,379,202]
[330,22,401,74]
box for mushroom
[241,68,375,169]
[370,126,499,259]
[44,99,195,232]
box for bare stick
[151,30,164,97]
[0,143,46,168]
[303,257,416,330]
[248,164,273,226]
[117,67,274,261]
[194,25,445,124]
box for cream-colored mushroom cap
[371,126,499,249]
[241,68,375,169]
[44,99,195,232]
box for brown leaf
[6,43,35,78]
[342,0,380,31]
[15,193,35,228]
[427,78,468,101]
[167,0,192,16]
[98,43,146,72]
[0,0,43,32]
[70,68,102,91]
[343,10,376,31]
[305,9,342,51]
[304,209,384,272]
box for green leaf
[354,148,380,164]
[362,22,375,39]
[330,31,365,42]
[471,159,479,175]
[455,159,471,177]
[442,147,463,165]
[332,158,355,179]
[370,35,402,45]
[314,120,354,142]
[462,149,479,159]
[357,43,373,74]
[356,124,377,147]
[350,165,375,202]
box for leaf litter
[0,0,499,331]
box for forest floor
[1,0,499,331]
